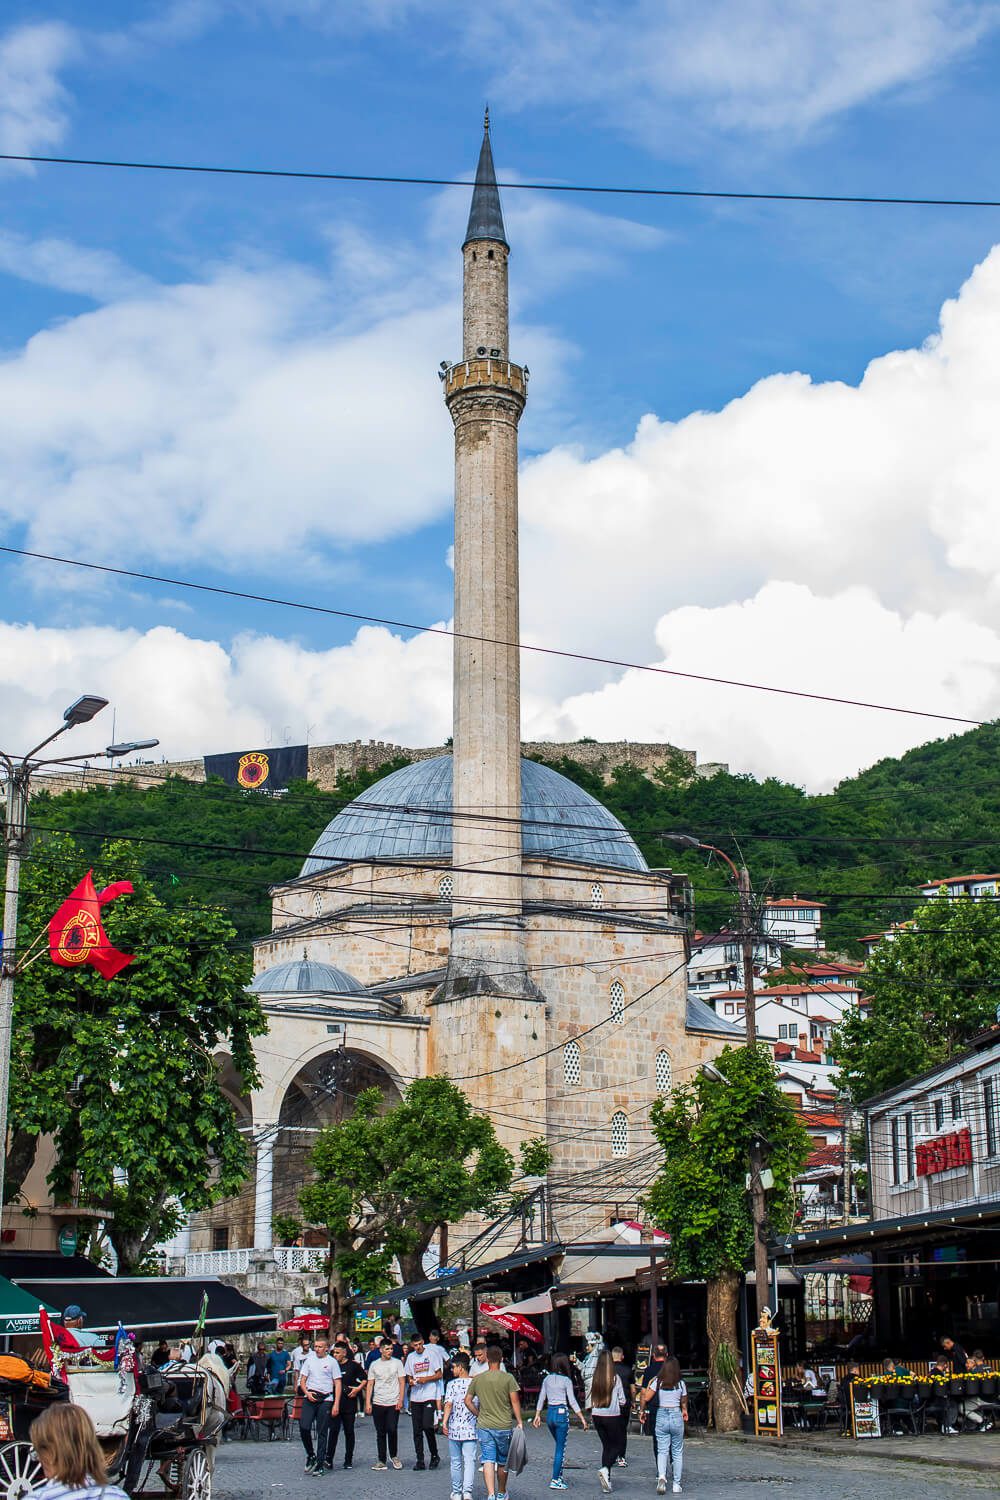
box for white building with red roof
[761,896,825,951]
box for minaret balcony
[443,358,528,402]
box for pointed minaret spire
[464,109,508,249]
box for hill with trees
[13,721,1000,956]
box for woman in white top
[640,1355,687,1495]
[365,1340,406,1470]
[533,1354,587,1489]
[588,1351,626,1492]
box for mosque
[197,118,736,1261]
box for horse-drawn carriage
[0,1353,226,1500]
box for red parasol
[280,1313,330,1331]
[478,1302,543,1344]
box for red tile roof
[805,1143,844,1169]
[921,873,1000,888]
[765,897,826,909]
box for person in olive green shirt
[465,1346,522,1500]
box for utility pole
[0,701,158,1218]
[737,863,757,1047]
[748,1135,771,1322]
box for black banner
[203,744,308,792]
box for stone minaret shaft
[443,118,531,996]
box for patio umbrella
[0,1277,59,1336]
[478,1302,543,1343]
[279,1313,330,1331]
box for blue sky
[4,1,1000,788]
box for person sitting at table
[924,1356,960,1434]
[958,1350,993,1430]
[801,1365,823,1395]
[881,1356,911,1379]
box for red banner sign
[916,1127,972,1177]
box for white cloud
[0,23,77,166]
[0,231,148,301]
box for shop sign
[353,1307,383,1334]
[750,1310,782,1438]
[850,1389,881,1439]
[916,1127,972,1177]
[58,1225,77,1257]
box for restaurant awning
[370,1243,563,1307]
[0,1276,59,1336]
[13,1277,277,1338]
[770,1196,1000,1263]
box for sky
[4,1,1000,790]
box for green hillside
[13,721,1000,957]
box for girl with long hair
[534,1353,588,1489]
[640,1355,688,1494]
[29,1405,129,1500]
[587,1349,626,1492]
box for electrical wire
[0,545,981,726]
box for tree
[299,1076,514,1323]
[8,834,266,1270]
[832,895,1000,1101]
[644,1046,810,1431]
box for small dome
[301,755,647,876]
[248,957,366,995]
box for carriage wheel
[0,1442,44,1500]
[182,1447,211,1500]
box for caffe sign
[916,1126,972,1177]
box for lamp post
[662,835,758,1044]
[0,700,158,1217]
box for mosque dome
[301,755,648,877]
[248,956,366,995]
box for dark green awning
[0,1276,58,1335]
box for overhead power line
[5,151,1000,212]
[0,545,981,726]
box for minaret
[440,114,538,1006]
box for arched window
[655,1049,672,1094]
[611,1111,629,1157]
[610,979,626,1025]
[313,894,323,918]
[563,1040,581,1087]
[591,882,605,910]
[438,874,454,902]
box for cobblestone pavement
[211,1420,1000,1500]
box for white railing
[182,1246,327,1277]
[274,1246,327,1273]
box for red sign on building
[915,1127,972,1177]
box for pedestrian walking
[533,1353,587,1489]
[366,1338,406,1470]
[297,1334,342,1476]
[640,1355,687,1495]
[267,1337,292,1393]
[464,1344,523,1500]
[326,1340,367,1470]
[588,1351,626,1492]
[291,1334,313,1383]
[443,1351,478,1500]
[30,1405,130,1500]
[405,1331,447,1470]
[246,1342,269,1397]
[610,1349,634,1468]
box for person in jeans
[443,1351,477,1500]
[404,1331,446,1470]
[641,1355,687,1495]
[296,1336,342,1477]
[366,1338,406,1470]
[533,1353,587,1489]
[588,1351,626,1492]
[465,1344,522,1500]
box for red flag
[48,871,135,980]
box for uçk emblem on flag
[48,872,135,980]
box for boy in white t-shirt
[297,1336,342,1475]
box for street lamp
[0,703,159,1217]
[661,834,759,1046]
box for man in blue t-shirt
[267,1338,293,1392]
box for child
[30,1404,129,1500]
[640,1355,687,1495]
[442,1350,477,1500]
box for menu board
[849,1389,881,1439]
[751,1323,782,1438]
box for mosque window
[610,979,626,1025]
[611,1111,629,1157]
[438,874,454,902]
[563,1040,581,1087]
[655,1050,672,1094]
[591,882,604,909]
[313,894,323,918]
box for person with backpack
[588,1350,626,1493]
[640,1355,688,1495]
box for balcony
[182,1246,328,1277]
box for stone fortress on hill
[176,118,740,1266]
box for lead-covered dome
[248,957,366,995]
[301,755,647,876]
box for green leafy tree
[518,1137,553,1177]
[299,1076,514,1321]
[833,895,1000,1100]
[644,1046,810,1431]
[8,833,266,1270]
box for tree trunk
[327,1240,351,1330]
[398,1238,437,1336]
[4,1130,38,1203]
[706,1270,742,1432]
